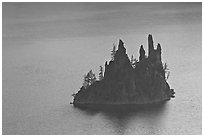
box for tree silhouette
[131,55,134,64]
[163,63,170,80]
[88,70,96,84]
[82,70,96,88]
[130,55,137,68]
[83,74,89,88]
[111,44,116,61]
[99,65,104,81]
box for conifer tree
[82,70,96,88]
[111,44,116,61]
[163,63,170,80]
[130,55,137,68]
[99,65,104,81]
[133,58,137,68]
[83,74,89,88]
[88,70,96,85]
[131,55,134,64]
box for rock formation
[72,34,175,106]
[139,45,145,62]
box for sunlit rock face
[73,34,174,105]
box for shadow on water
[73,101,169,134]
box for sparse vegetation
[83,70,96,89]
[73,35,174,105]
[99,65,104,81]
[111,44,116,61]
[163,63,170,80]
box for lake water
[2,33,202,134]
[2,3,202,135]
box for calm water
[2,3,201,134]
[2,34,202,134]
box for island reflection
[74,101,168,134]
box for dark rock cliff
[73,34,174,105]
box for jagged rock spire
[157,43,161,53]
[118,39,124,49]
[117,39,126,54]
[139,45,145,62]
[148,34,154,58]
[73,35,174,106]
[156,43,162,62]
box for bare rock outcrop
[72,34,175,106]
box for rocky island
[72,34,175,108]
